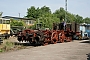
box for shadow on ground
[80,40,90,44]
[13,42,42,47]
[86,53,90,60]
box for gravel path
[0,39,90,60]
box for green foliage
[0,42,14,52]
[74,14,83,23]
[0,41,26,53]
[26,6,51,19]
[10,19,25,26]
[54,7,65,21]
[25,6,90,29]
[54,7,84,23]
[83,17,90,24]
[0,49,4,52]
[26,6,37,18]
[26,6,60,29]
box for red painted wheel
[60,38,64,43]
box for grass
[0,41,26,53]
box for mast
[65,0,67,22]
[64,0,67,30]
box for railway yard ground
[0,37,90,60]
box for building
[2,16,36,26]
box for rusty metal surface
[17,22,81,46]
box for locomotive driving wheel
[59,32,65,43]
[51,31,58,44]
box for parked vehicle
[0,18,10,39]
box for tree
[25,6,88,29]
[54,7,65,21]
[25,6,52,19]
[26,6,55,29]
[26,6,37,19]
[83,17,90,24]
[40,6,51,14]
[54,7,84,23]
[10,19,25,26]
[74,14,83,23]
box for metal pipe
[19,13,20,18]
[65,0,67,22]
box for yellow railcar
[0,18,10,38]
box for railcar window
[6,20,10,24]
[86,26,90,30]
[29,20,32,24]
[3,20,6,24]
[0,19,2,23]
[0,18,10,24]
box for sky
[0,0,90,18]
